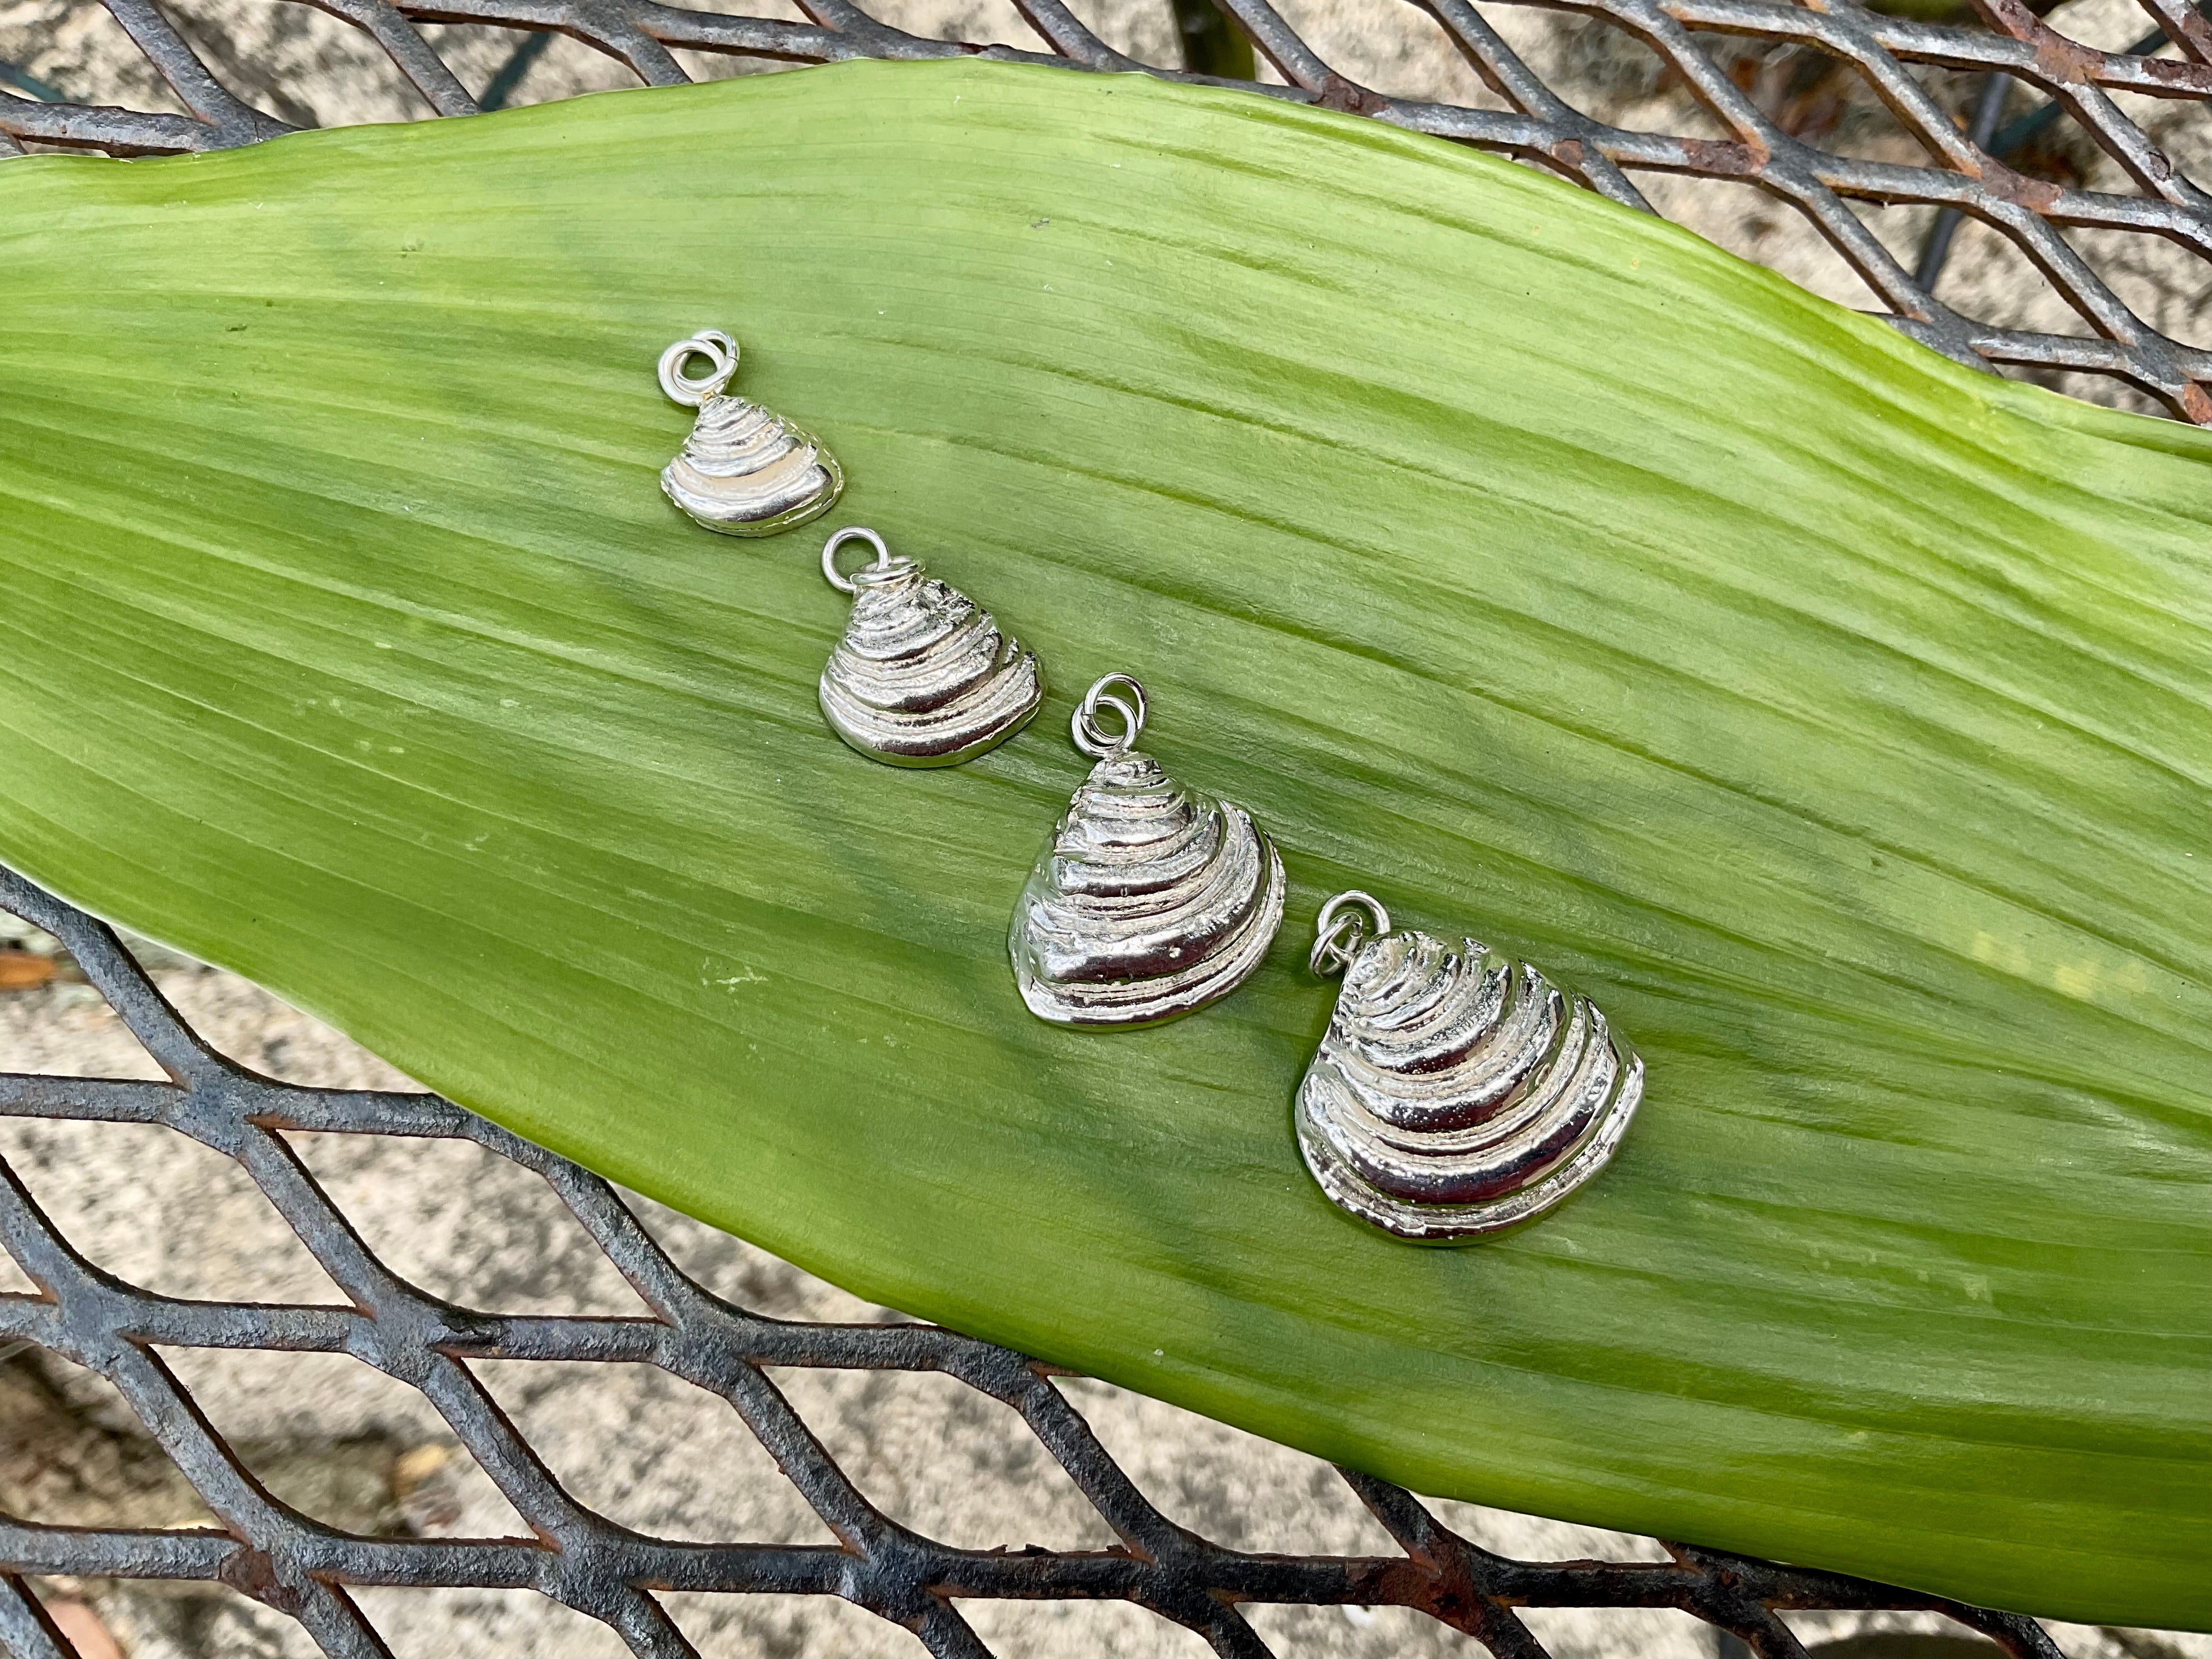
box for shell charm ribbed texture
[816,528,1044,767]
[657,330,843,537]
[1296,892,1644,1243]
[1011,675,1286,1028]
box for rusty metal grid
[2,0,2212,416]
[0,860,2085,1658]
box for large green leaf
[1,58,2206,1626]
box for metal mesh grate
[0,862,2085,1657]
[2,0,2211,414]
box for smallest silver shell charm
[658,330,844,537]
[1297,891,1644,1243]
[1010,675,1286,1028]
[817,527,1045,767]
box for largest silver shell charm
[817,528,1044,767]
[657,330,844,537]
[1296,891,1644,1243]
[1011,675,1286,1027]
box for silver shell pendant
[1011,674,1286,1028]
[1296,891,1644,1243]
[817,528,1044,767]
[657,330,844,537]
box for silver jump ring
[1310,889,1390,977]
[1072,673,1147,758]
[821,526,898,595]
[658,330,739,408]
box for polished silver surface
[816,526,1043,766]
[1011,674,1285,1028]
[657,329,844,537]
[1298,891,1644,1243]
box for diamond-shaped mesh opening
[662,1589,926,1657]
[164,0,420,128]
[1521,1607,1722,1656]
[874,0,1056,49]
[664,45,797,84]
[0,0,184,119]
[2050,0,2169,55]
[0,956,57,998]
[1424,1492,1677,1560]
[0,1348,219,1531]
[625,1188,895,1322]
[437,20,642,114]
[0,980,162,1084]
[174,968,416,1095]
[1786,1616,2011,1655]
[409,24,539,106]
[198,1431,409,1538]
[2103,86,2212,184]
[1051,1373,1407,1555]
[154,1347,536,1538]
[1848,198,1940,279]
[959,1596,1222,1656]
[1999,98,2120,198]
[1248,1599,1487,1656]
[471,1357,839,1545]
[1259,0,1499,106]
[1080,0,1185,64]
[1930,215,2108,335]
[0,951,156,1076]
[1575,1607,1731,1657]
[48,1578,311,1658]
[382,1437,516,1537]
[772,1365,1122,1551]
[283,1131,653,1317]
[1551,21,1739,141]
[0,1119,346,1306]
[1705,40,1940,166]
[356,1584,642,1656]
[2064,223,2212,349]
[24,1590,122,1659]
[1910,62,1997,127]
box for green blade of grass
[0,58,2205,1624]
